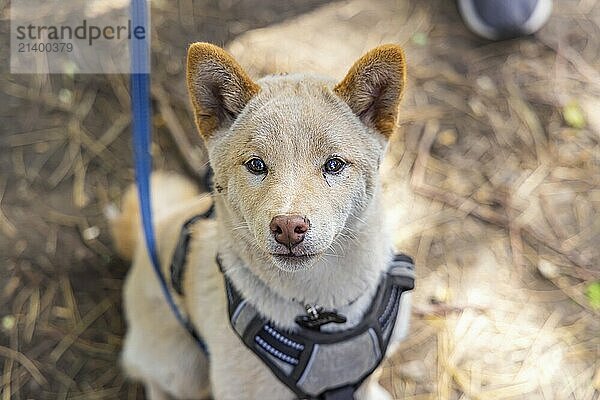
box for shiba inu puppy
[111,42,409,400]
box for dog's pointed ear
[186,42,260,138]
[334,44,407,138]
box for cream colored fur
[113,43,409,400]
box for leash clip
[305,304,322,319]
[295,304,347,331]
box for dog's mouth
[270,252,318,259]
[269,252,321,271]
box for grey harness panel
[218,254,415,400]
[295,329,380,395]
[170,211,415,400]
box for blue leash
[129,0,208,354]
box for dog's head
[186,43,406,272]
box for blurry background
[1,0,599,399]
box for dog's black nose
[270,215,310,247]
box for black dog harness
[168,210,415,400]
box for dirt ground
[1,0,599,399]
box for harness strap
[321,386,355,400]
[170,204,215,295]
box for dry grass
[0,0,599,399]
[377,1,600,398]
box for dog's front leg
[146,381,171,400]
[355,368,393,400]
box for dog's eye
[323,157,347,174]
[245,157,267,175]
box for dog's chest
[186,255,297,399]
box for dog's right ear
[186,42,260,138]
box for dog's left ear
[186,42,260,138]
[335,44,407,138]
